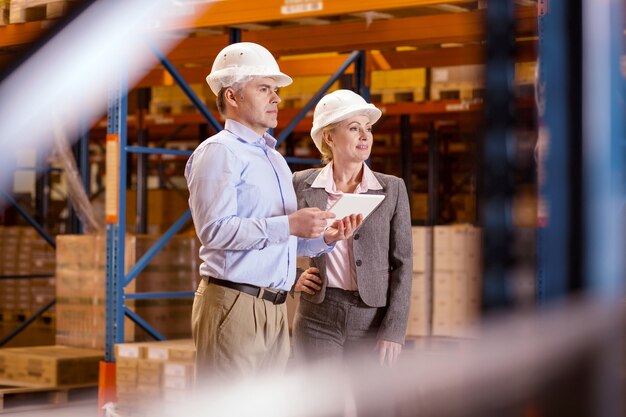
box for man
[185,42,361,380]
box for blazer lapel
[302,171,328,210]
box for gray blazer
[293,168,413,344]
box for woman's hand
[323,214,363,244]
[375,340,402,367]
[295,267,322,295]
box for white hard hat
[206,42,293,95]
[310,89,382,153]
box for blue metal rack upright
[103,44,223,366]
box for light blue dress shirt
[185,119,332,291]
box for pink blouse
[310,162,383,290]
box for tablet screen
[327,194,385,226]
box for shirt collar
[311,162,383,194]
[224,119,277,149]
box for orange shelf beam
[164,7,537,64]
[0,21,49,48]
[162,0,477,30]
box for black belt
[207,277,288,305]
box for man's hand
[323,214,363,244]
[375,340,402,367]
[288,208,336,238]
[294,267,322,295]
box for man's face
[232,77,281,136]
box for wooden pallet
[0,383,97,414]
[9,0,74,24]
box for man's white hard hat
[310,89,382,153]
[206,42,293,95]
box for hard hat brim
[207,69,293,96]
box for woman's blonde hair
[319,123,339,165]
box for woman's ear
[323,131,333,148]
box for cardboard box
[0,345,102,386]
[411,227,433,273]
[115,339,196,414]
[406,272,431,337]
[56,234,136,349]
[133,235,200,341]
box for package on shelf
[134,234,200,340]
[149,84,207,115]
[9,0,75,24]
[0,345,102,386]
[114,339,195,415]
[406,272,431,337]
[371,68,427,90]
[431,271,481,338]
[30,277,56,309]
[0,227,56,322]
[433,224,482,273]
[430,225,482,338]
[55,233,136,349]
[411,226,433,273]
[0,0,9,26]
[0,226,55,275]
[429,65,484,101]
[126,189,190,233]
[370,68,427,103]
[411,193,428,222]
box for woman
[292,89,413,367]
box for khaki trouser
[191,279,290,382]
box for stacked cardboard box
[406,227,433,337]
[0,0,9,26]
[149,84,208,115]
[126,190,190,234]
[55,234,136,349]
[8,0,74,24]
[0,227,55,325]
[410,193,429,222]
[115,339,195,416]
[0,345,102,386]
[278,76,341,110]
[134,235,201,341]
[432,225,482,338]
[371,68,427,103]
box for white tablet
[327,193,385,227]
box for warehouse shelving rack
[0,1,623,414]
[0,1,545,345]
[0,129,90,346]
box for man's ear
[224,87,239,108]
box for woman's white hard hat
[310,89,382,153]
[206,42,293,95]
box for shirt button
[356,260,362,266]
[354,234,360,240]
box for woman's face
[325,115,373,164]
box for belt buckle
[259,288,286,305]
[275,291,287,304]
